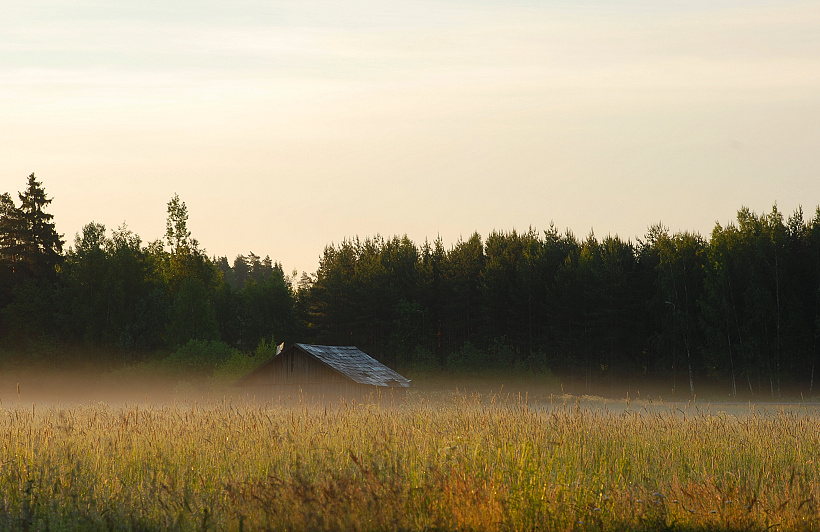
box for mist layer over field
[0,373,819,531]
[2,361,818,408]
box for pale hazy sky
[2,1,819,275]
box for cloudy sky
[2,0,819,275]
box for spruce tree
[17,173,64,279]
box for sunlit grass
[0,393,818,530]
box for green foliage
[697,205,819,397]
[239,269,294,349]
[165,192,192,253]
[166,278,220,347]
[162,339,239,375]
[57,222,167,353]
[103,339,274,396]
[212,254,296,350]
[160,194,220,300]
[446,341,494,374]
[406,344,438,372]
[211,338,279,386]
[7,173,820,395]
[303,235,420,366]
[0,174,63,307]
[0,192,25,299]
[387,299,425,362]
[1,278,57,345]
[16,173,64,280]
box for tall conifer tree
[16,173,63,279]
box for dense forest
[2,173,820,398]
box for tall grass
[0,394,817,530]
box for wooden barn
[236,343,411,403]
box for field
[0,388,819,531]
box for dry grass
[0,392,818,531]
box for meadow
[0,390,818,531]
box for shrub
[211,339,279,388]
[162,339,239,376]
[408,345,439,371]
[446,341,492,374]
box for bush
[162,339,239,376]
[446,341,492,374]
[211,339,279,388]
[408,345,439,371]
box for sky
[2,0,819,276]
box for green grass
[0,392,818,530]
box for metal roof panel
[295,344,411,388]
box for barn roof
[294,344,411,388]
[236,343,411,388]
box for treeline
[0,174,295,363]
[300,210,820,398]
[2,174,820,397]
